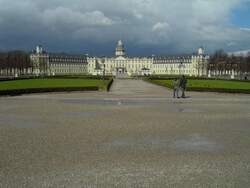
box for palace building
[30,41,209,77]
[30,46,88,76]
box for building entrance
[116,67,128,78]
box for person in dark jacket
[179,75,187,98]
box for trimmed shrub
[0,87,99,96]
[106,78,114,91]
[146,78,250,94]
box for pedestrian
[179,75,187,98]
[173,78,179,98]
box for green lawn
[0,78,112,95]
[149,79,250,93]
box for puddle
[65,111,112,117]
[66,111,99,117]
[100,138,169,151]
[0,115,45,128]
[62,99,118,105]
[100,135,222,153]
[62,99,165,107]
[178,108,205,113]
[171,134,222,152]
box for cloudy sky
[0,0,250,56]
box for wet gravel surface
[0,79,250,187]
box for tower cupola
[115,40,126,57]
[198,47,204,56]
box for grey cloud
[0,0,250,54]
[42,8,113,28]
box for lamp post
[178,61,185,76]
[197,56,203,77]
[101,58,105,80]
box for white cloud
[133,11,143,20]
[152,22,169,32]
[240,27,250,32]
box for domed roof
[198,47,204,55]
[117,40,124,47]
[116,40,126,57]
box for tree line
[0,51,32,76]
[1,49,250,78]
[208,50,250,74]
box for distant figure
[179,75,187,98]
[173,78,179,98]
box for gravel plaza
[0,79,250,187]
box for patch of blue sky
[230,2,250,28]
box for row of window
[154,59,192,63]
[155,70,196,74]
[51,68,87,73]
[114,64,151,69]
[154,64,192,69]
[107,61,151,64]
[49,59,86,63]
[51,64,87,67]
[89,63,151,70]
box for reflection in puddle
[62,99,207,114]
[65,111,111,117]
[100,138,169,151]
[100,134,222,153]
[171,134,223,152]
[62,99,162,107]
[0,115,45,128]
[62,99,118,105]
[178,108,205,113]
[66,111,98,117]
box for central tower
[115,40,126,57]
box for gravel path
[0,79,250,187]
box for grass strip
[0,78,113,96]
[147,79,250,94]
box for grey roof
[48,53,87,59]
[153,54,192,60]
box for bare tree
[209,49,250,78]
[0,51,32,77]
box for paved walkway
[110,79,169,96]
[0,79,250,187]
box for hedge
[106,78,114,91]
[146,79,250,94]
[0,75,112,82]
[0,87,99,96]
[0,77,114,96]
[147,75,250,83]
[186,87,250,94]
